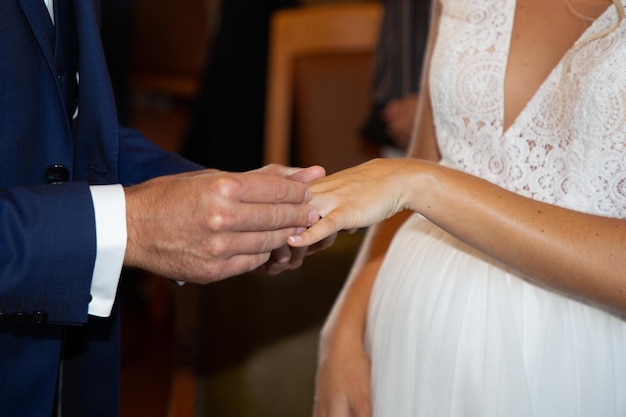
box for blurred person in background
[360,0,431,157]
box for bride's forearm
[412,161,626,313]
[297,157,626,313]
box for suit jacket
[0,1,200,415]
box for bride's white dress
[366,1,626,416]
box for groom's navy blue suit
[0,1,199,415]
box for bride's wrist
[395,158,439,214]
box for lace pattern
[430,0,626,218]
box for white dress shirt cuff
[88,184,127,317]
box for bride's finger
[287,217,342,247]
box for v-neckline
[500,0,615,137]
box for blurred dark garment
[101,0,135,126]
[360,0,430,147]
[181,0,299,171]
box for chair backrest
[131,0,219,99]
[264,2,383,173]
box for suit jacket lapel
[18,0,56,73]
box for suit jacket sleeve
[0,1,203,326]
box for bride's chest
[431,0,621,131]
[504,0,612,129]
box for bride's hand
[312,338,373,417]
[289,158,420,247]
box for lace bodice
[430,0,626,218]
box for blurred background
[105,0,424,415]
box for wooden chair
[131,0,220,99]
[264,2,383,173]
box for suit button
[30,311,49,325]
[45,164,70,184]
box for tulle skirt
[366,214,626,417]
